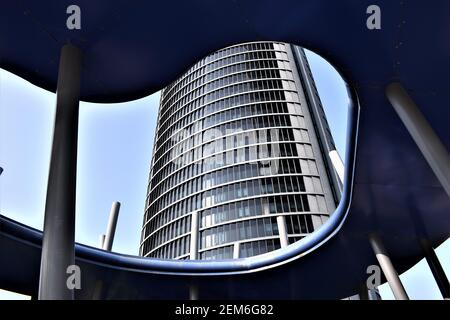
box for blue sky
[0,49,448,300]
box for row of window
[155,123,308,177]
[158,88,298,148]
[200,217,279,249]
[143,212,322,259]
[160,76,291,132]
[149,140,315,199]
[158,59,291,129]
[198,238,282,260]
[201,198,264,228]
[200,43,285,72]
[155,104,303,166]
[162,42,285,99]
[199,212,316,253]
[142,209,320,259]
[157,71,296,144]
[239,239,282,258]
[150,143,296,212]
[153,113,301,173]
[147,173,323,230]
[288,236,305,245]
[144,188,328,246]
[147,142,317,218]
[201,100,296,131]
[145,157,318,231]
[200,194,314,233]
[199,245,233,260]
[155,101,302,159]
[156,115,306,171]
[200,194,312,229]
[142,215,191,253]
[148,172,312,230]
[160,51,289,111]
[155,90,298,154]
[141,212,317,260]
[143,234,190,260]
[150,154,311,206]
[144,192,319,248]
[286,214,315,235]
[153,142,307,194]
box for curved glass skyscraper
[140,42,341,260]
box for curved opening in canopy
[0,41,357,274]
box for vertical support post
[103,201,120,251]
[357,284,369,300]
[98,234,105,248]
[189,211,200,299]
[276,215,289,248]
[369,235,409,300]
[233,242,240,259]
[92,232,106,300]
[189,284,199,300]
[190,211,199,260]
[93,202,120,300]
[421,239,450,299]
[38,44,82,300]
[386,82,450,198]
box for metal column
[103,201,120,251]
[38,44,82,300]
[386,82,450,198]
[233,242,240,259]
[189,284,199,300]
[188,211,200,299]
[276,215,289,248]
[358,285,369,300]
[92,202,120,300]
[369,235,409,300]
[421,240,450,299]
[189,211,199,260]
[386,83,449,299]
[98,234,105,248]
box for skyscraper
[140,42,341,260]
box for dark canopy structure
[0,0,449,299]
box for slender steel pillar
[233,242,240,259]
[358,285,369,300]
[386,82,450,198]
[103,201,120,251]
[98,234,105,248]
[189,211,199,260]
[92,202,120,300]
[276,215,289,248]
[38,44,82,300]
[189,211,200,299]
[369,235,409,300]
[189,284,199,300]
[421,239,450,299]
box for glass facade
[140,42,339,260]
